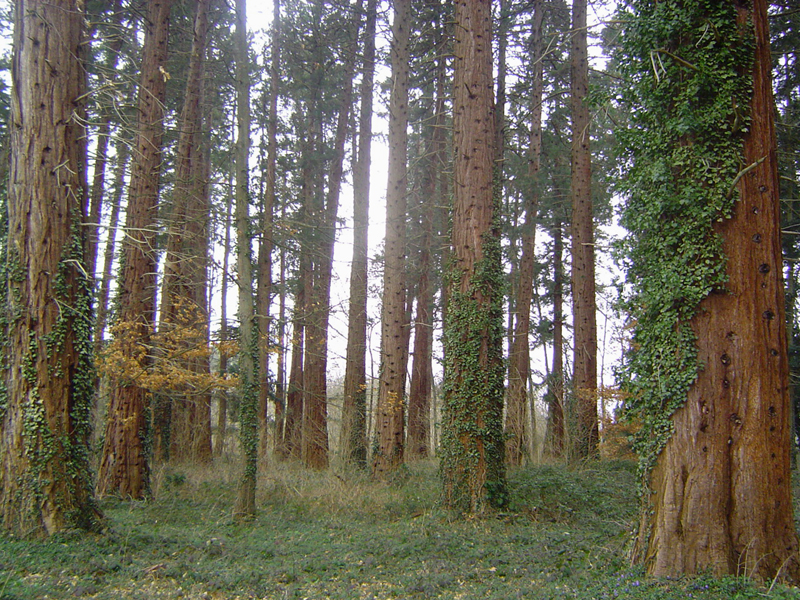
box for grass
[0,458,798,599]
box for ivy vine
[440,209,508,513]
[614,0,754,485]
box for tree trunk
[256,0,281,466]
[505,0,544,467]
[634,0,800,580]
[441,0,507,514]
[570,0,598,459]
[85,0,125,280]
[157,0,211,465]
[549,216,565,457]
[0,0,102,536]
[97,0,173,500]
[233,0,259,520]
[215,175,233,458]
[372,0,411,477]
[341,0,377,469]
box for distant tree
[0,0,102,536]
[97,0,173,500]
[341,0,378,469]
[157,0,212,465]
[373,0,411,477]
[619,0,800,579]
[441,0,507,514]
[505,0,544,466]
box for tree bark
[1,0,102,536]
[373,0,411,477]
[441,0,507,514]
[570,0,598,459]
[233,0,259,520]
[634,0,800,580]
[505,0,544,466]
[341,0,377,469]
[157,0,211,465]
[97,0,173,500]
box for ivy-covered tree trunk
[97,0,173,500]
[441,0,507,514]
[505,0,544,467]
[341,0,377,469]
[0,0,102,536]
[373,0,411,478]
[621,0,800,580]
[548,216,565,457]
[233,0,259,520]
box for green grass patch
[0,459,797,599]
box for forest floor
[1,458,799,600]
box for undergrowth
[0,459,798,599]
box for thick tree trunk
[283,268,307,460]
[635,0,800,580]
[0,0,101,536]
[441,0,507,514]
[505,0,544,467]
[97,0,173,500]
[341,0,377,469]
[570,0,598,459]
[373,0,411,477]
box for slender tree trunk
[94,142,129,357]
[373,0,411,477]
[549,216,565,457]
[570,0,598,459]
[233,0,259,520]
[283,268,307,460]
[97,0,173,500]
[505,0,544,466]
[634,0,800,580]
[341,0,377,469]
[1,0,102,536]
[256,0,281,466]
[441,0,507,514]
[215,175,233,458]
[85,0,124,279]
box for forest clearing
[2,459,799,600]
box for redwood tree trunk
[441,0,507,514]
[373,0,411,477]
[0,0,101,536]
[635,0,800,580]
[570,0,598,459]
[97,0,173,499]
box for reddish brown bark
[97,0,173,499]
[373,0,411,477]
[341,0,377,468]
[635,0,800,580]
[0,0,101,536]
[570,0,598,459]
